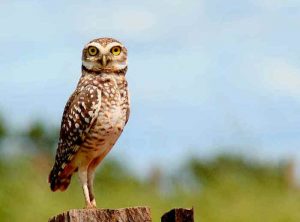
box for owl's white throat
[82,61,97,70]
[82,60,127,72]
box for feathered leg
[87,149,111,207]
[87,169,96,207]
[78,168,92,208]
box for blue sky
[1,0,300,175]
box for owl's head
[82,38,127,74]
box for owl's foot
[91,198,97,208]
[84,198,97,209]
[85,203,96,209]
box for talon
[91,199,97,208]
[85,204,96,209]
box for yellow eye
[88,46,98,56]
[111,46,121,56]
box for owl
[48,37,130,208]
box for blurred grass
[0,156,195,221]
[0,154,299,222]
[0,117,298,221]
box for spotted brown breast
[49,72,129,191]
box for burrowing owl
[48,37,130,208]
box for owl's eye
[111,46,121,56]
[88,46,98,56]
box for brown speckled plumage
[49,37,130,207]
[89,37,121,46]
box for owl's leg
[87,149,111,207]
[78,168,92,208]
[87,169,96,207]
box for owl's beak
[99,55,109,66]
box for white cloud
[0,1,67,43]
[252,0,300,11]
[68,5,149,40]
[69,0,204,44]
[260,58,300,97]
[112,10,157,33]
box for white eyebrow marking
[106,42,122,48]
[85,42,104,52]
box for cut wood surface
[161,208,194,222]
[48,206,151,222]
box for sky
[1,0,300,175]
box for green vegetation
[0,118,299,221]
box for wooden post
[161,208,194,222]
[48,206,151,222]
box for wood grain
[49,206,151,222]
[161,208,194,222]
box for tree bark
[48,206,151,222]
[161,208,194,222]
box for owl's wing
[125,88,130,124]
[125,107,130,124]
[49,85,101,190]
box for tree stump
[49,206,151,222]
[161,208,194,222]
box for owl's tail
[48,164,74,192]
